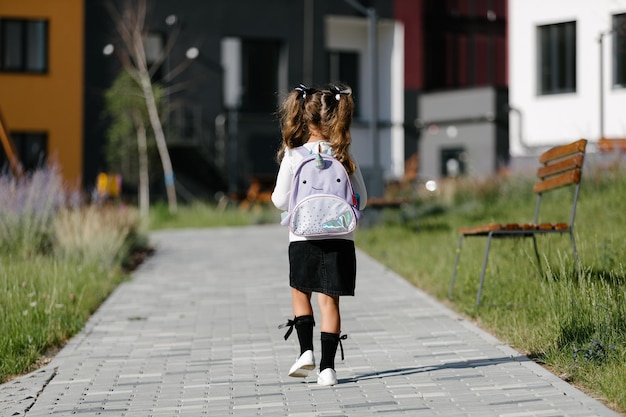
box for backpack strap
[294,146,311,159]
[294,143,333,158]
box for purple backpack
[280,146,360,237]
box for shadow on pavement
[342,355,529,383]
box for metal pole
[303,0,314,85]
[599,29,614,141]
[599,32,605,140]
[228,108,238,198]
[368,8,380,176]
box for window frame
[3,131,48,173]
[537,21,577,95]
[612,13,626,88]
[0,18,49,74]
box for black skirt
[288,239,356,296]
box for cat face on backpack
[296,159,347,197]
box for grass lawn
[357,165,626,414]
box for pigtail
[276,89,307,163]
[322,85,356,175]
[276,82,356,175]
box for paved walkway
[0,226,622,417]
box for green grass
[0,257,126,380]
[357,166,626,413]
[0,168,148,383]
[148,200,280,230]
[0,206,143,383]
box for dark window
[2,132,48,172]
[240,39,280,113]
[0,18,48,73]
[440,147,466,177]
[538,21,576,95]
[613,14,626,88]
[327,51,360,116]
[423,0,507,90]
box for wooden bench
[597,137,626,153]
[366,197,410,209]
[449,139,588,305]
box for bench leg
[569,230,580,272]
[449,235,464,299]
[531,234,543,277]
[476,233,494,306]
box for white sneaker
[288,350,315,378]
[317,368,338,386]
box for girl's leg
[291,288,313,317]
[317,293,341,375]
[317,293,340,333]
[291,288,315,355]
[287,289,316,377]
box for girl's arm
[350,161,368,210]
[271,152,293,211]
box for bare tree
[105,0,178,213]
[103,70,157,218]
[132,110,150,218]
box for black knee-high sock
[294,315,315,355]
[320,332,340,371]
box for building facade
[403,0,510,180]
[86,0,405,199]
[1,0,406,199]
[508,0,626,163]
[0,0,84,185]
[4,0,548,200]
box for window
[241,39,281,113]
[423,2,507,90]
[538,21,576,95]
[440,147,466,177]
[327,51,360,116]
[168,104,201,142]
[613,14,626,88]
[221,38,282,113]
[3,132,48,172]
[0,18,48,73]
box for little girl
[271,83,368,386]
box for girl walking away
[271,83,368,386]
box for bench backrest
[532,139,587,225]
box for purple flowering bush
[0,166,146,383]
[0,166,66,256]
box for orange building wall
[0,0,84,186]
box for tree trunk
[132,110,149,218]
[139,74,177,214]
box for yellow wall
[0,0,84,186]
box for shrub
[53,205,144,267]
[0,166,67,256]
[0,166,146,383]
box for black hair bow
[295,83,317,100]
[331,85,351,101]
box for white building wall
[509,0,626,156]
[325,16,405,180]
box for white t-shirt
[271,141,368,242]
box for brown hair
[276,83,356,175]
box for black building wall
[84,0,394,200]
